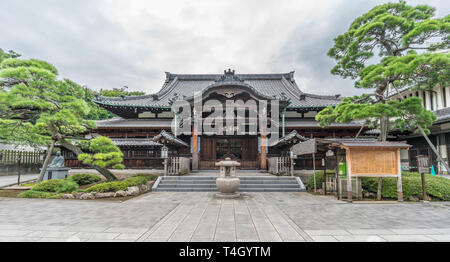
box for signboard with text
[291,139,317,156]
[417,155,430,174]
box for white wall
[390,85,449,112]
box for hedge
[68,174,101,186]
[306,171,450,201]
[32,179,79,193]
[305,170,336,190]
[85,175,152,193]
[134,174,159,181]
[18,190,64,199]
[361,172,450,201]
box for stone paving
[0,174,38,188]
[0,192,450,242]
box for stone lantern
[215,158,241,198]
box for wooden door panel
[199,136,259,170]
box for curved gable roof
[94,70,341,111]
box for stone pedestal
[215,158,241,199]
[43,167,70,180]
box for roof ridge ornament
[216,68,243,83]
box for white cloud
[0,0,448,96]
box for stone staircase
[152,176,306,192]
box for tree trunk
[379,114,388,142]
[417,124,450,174]
[37,140,56,183]
[58,139,118,181]
[377,177,383,201]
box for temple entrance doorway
[199,136,259,170]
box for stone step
[154,188,303,192]
[158,184,217,188]
[154,188,217,192]
[158,183,301,189]
[154,175,305,192]
[161,176,296,180]
[158,180,298,185]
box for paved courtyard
[0,174,38,188]
[0,192,450,242]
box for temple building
[389,83,450,174]
[65,70,367,171]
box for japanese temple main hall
[64,70,368,171]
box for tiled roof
[339,141,411,148]
[285,120,363,128]
[270,130,307,147]
[434,107,450,123]
[111,138,162,147]
[152,130,189,147]
[96,117,172,128]
[364,129,382,136]
[94,71,341,110]
[316,138,411,148]
[0,142,45,151]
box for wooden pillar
[174,112,178,137]
[345,148,352,203]
[357,178,363,200]
[192,128,199,170]
[260,133,267,170]
[335,150,340,200]
[397,149,403,202]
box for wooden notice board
[346,147,400,176]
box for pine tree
[0,55,123,181]
[318,1,449,142]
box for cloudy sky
[0,0,448,97]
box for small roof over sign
[152,130,189,148]
[292,138,411,156]
[316,138,411,149]
[270,130,307,148]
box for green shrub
[18,190,63,199]
[179,169,189,175]
[84,181,126,193]
[134,173,159,181]
[124,176,151,186]
[85,175,151,193]
[361,172,450,201]
[68,174,101,186]
[305,170,336,190]
[32,179,78,193]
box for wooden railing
[0,150,43,165]
[64,157,165,169]
[268,156,292,175]
[165,157,190,176]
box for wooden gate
[268,156,292,175]
[165,157,190,176]
[167,157,180,175]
